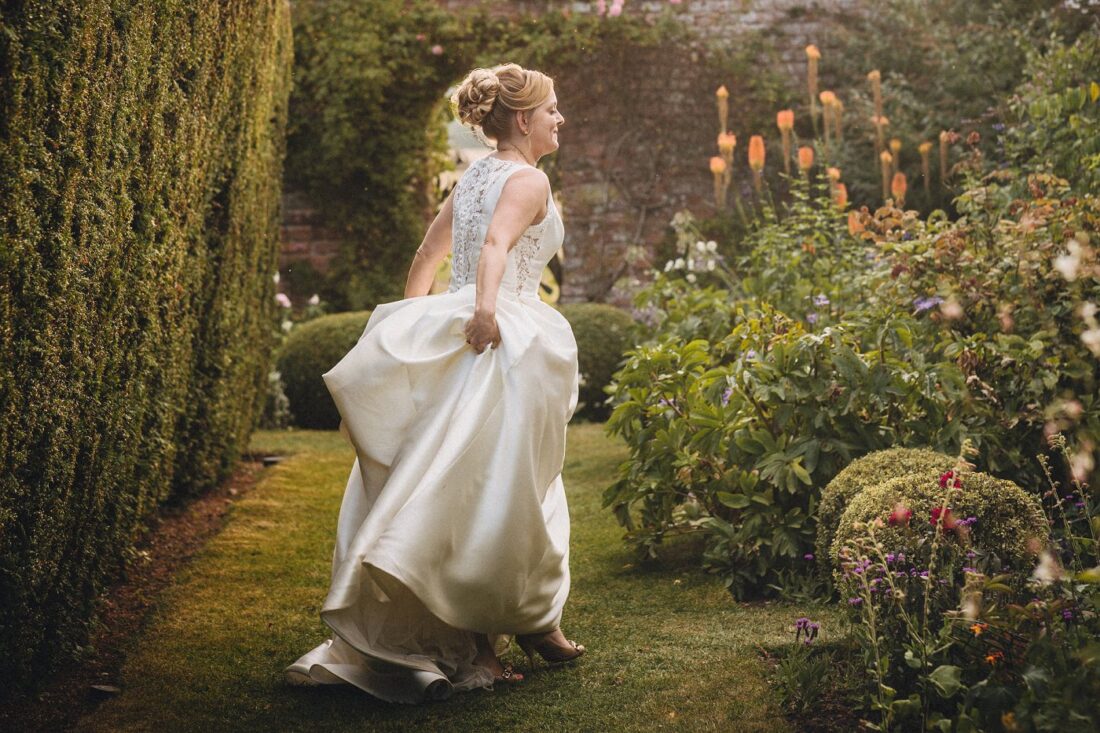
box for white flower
[1031,550,1063,586]
[1071,449,1095,483]
[706,240,718,253]
[685,273,697,284]
[664,260,674,272]
[273,271,280,284]
[1082,302,1098,321]
[673,258,685,269]
[695,240,707,253]
[1054,240,1082,281]
[275,293,292,308]
[308,294,321,306]
[686,258,695,271]
[280,319,294,333]
[1083,327,1100,357]
[706,260,716,271]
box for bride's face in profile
[524,92,565,158]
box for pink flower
[939,471,962,489]
[430,44,443,56]
[415,33,426,41]
[275,293,291,308]
[930,506,959,532]
[609,0,623,16]
[596,0,607,15]
[887,502,912,527]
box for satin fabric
[286,157,579,703]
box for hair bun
[452,68,500,128]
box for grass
[76,423,842,732]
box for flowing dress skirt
[286,284,579,702]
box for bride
[285,63,586,703]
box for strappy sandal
[493,662,524,683]
[516,632,586,668]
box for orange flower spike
[919,141,933,192]
[776,110,794,176]
[891,171,908,205]
[834,97,845,140]
[826,167,841,182]
[806,45,821,122]
[798,146,814,172]
[819,91,837,145]
[867,69,883,119]
[748,135,766,193]
[847,210,864,235]
[716,85,730,135]
[939,130,951,182]
[889,138,902,157]
[833,182,848,208]
[710,156,728,210]
[717,132,737,168]
[748,135,766,171]
[879,151,893,201]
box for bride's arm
[403,190,456,299]
[465,171,549,352]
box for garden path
[76,424,839,732]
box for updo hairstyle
[450,63,554,143]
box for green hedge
[559,303,637,421]
[0,0,292,695]
[277,311,374,429]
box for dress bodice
[448,156,564,300]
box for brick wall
[283,0,858,303]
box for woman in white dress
[286,63,585,703]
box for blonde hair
[451,63,554,143]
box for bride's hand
[464,310,501,354]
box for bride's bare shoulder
[500,167,550,199]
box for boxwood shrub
[815,448,958,573]
[0,0,292,694]
[831,471,1049,582]
[559,303,636,420]
[277,311,374,429]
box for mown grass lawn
[77,423,842,732]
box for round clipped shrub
[830,470,1049,580]
[277,311,373,429]
[815,448,957,571]
[559,303,636,420]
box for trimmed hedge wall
[0,0,293,694]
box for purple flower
[848,597,863,606]
[744,349,758,359]
[812,294,830,307]
[963,567,977,573]
[886,553,896,564]
[958,516,978,527]
[966,551,977,559]
[721,387,733,406]
[1075,501,1086,509]
[795,617,810,630]
[806,312,819,324]
[918,570,930,579]
[1062,609,1074,621]
[914,296,944,313]
[803,553,815,561]
[897,553,906,562]
[992,123,1006,132]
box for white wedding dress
[285,156,579,703]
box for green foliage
[0,0,292,695]
[276,311,373,429]
[558,303,636,420]
[286,0,468,309]
[605,298,966,598]
[816,448,957,575]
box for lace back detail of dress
[449,157,558,298]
